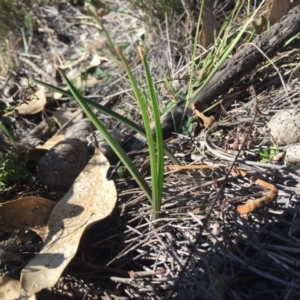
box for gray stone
[66,118,95,143]
[38,139,89,192]
[285,143,300,166]
[268,108,300,146]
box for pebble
[38,139,89,192]
[285,143,300,166]
[268,108,300,145]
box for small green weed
[259,144,279,163]
[34,44,182,220]
[181,116,194,136]
[94,68,109,80]
[0,150,28,191]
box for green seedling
[54,46,168,220]
[116,166,126,178]
[181,116,194,136]
[259,144,279,163]
[0,150,28,191]
[33,78,179,166]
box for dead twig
[232,167,278,214]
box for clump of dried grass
[0,0,58,75]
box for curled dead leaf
[16,87,47,115]
[0,277,36,300]
[20,148,117,297]
[51,108,83,128]
[194,108,215,128]
[37,134,66,150]
[0,196,55,241]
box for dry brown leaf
[268,0,300,25]
[0,277,36,300]
[16,87,47,115]
[194,108,215,128]
[89,54,102,67]
[37,134,66,150]
[97,8,109,17]
[252,15,268,33]
[51,109,83,128]
[20,148,117,297]
[85,76,105,87]
[0,196,54,228]
[28,119,52,139]
[0,197,55,241]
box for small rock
[38,139,89,192]
[66,118,95,143]
[268,109,300,145]
[285,143,300,166]
[44,63,54,75]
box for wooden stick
[232,167,278,214]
